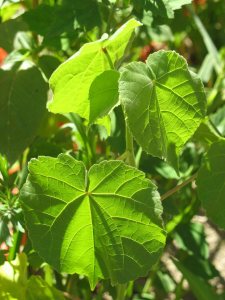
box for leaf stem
[116,283,127,300]
[160,173,197,201]
[125,122,136,167]
[102,47,114,69]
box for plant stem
[68,113,95,166]
[125,122,136,167]
[8,231,22,261]
[102,47,114,69]
[116,283,127,300]
[161,173,197,201]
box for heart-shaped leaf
[119,50,206,171]
[20,154,166,289]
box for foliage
[0,0,225,299]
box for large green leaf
[48,19,141,120]
[20,154,166,289]
[119,50,206,171]
[197,140,225,230]
[0,64,48,163]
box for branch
[160,173,197,201]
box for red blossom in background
[0,48,8,66]
[139,41,167,61]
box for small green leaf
[119,50,206,171]
[197,140,225,230]
[20,154,166,289]
[0,64,48,163]
[48,19,141,120]
[89,70,119,124]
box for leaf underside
[119,50,206,171]
[20,154,166,289]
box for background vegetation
[0,0,225,299]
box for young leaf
[48,19,141,120]
[119,50,206,171]
[0,64,48,163]
[197,140,225,230]
[20,154,166,289]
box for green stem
[68,113,95,166]
[161,173,197,201]
[125,122,136,167]
[8,231,22,261]
[102,47,114,69]
[116,283,127,300]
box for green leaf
[89,70,119,124]
[26,276,65,300]
[0,253,64,300]
[133,0,191,23]
[20,154,166,289]
[174,259,222,300]
[0,253,27,299]
[38,55,61,79]
[198,54,214,83]
[48,19,141,120]
[193,119,222,148]
[0,64,48,163]
[210,105,225,137]
[175,222,209,259]
[197,140,225,230]
[119,50,206,171]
